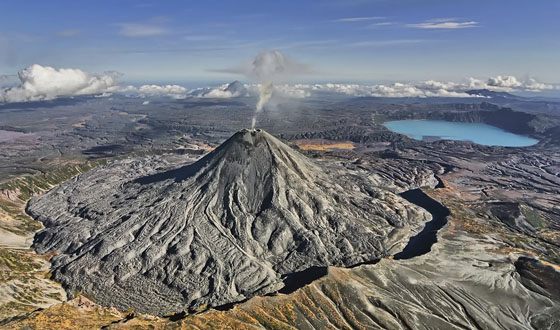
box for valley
[0,94,559,328]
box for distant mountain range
[465,89,519,99]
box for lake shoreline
[384,119,539,147]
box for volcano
[29,129,427,315]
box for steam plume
[248,50,307,128]
[256,82,273,108]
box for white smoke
[256,82,273,111]
[246,50,308,128]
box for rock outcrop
[29,129,426,315]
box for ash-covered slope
[29,129,426,315]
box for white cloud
[137,84,188,99]
[190,81,249,99]
[0,64,119,103]
[486,75,522,88]
[203,83,310,101]
[117,23,167,37]
[306,76,557,97]
[117,84,188,99]
[523,78,556,91]
[407,19,479,29]
[307,82,475,98]
[194,75,557,100]
[200,89,232,98]
[367,22,397,27]
[332,16,385,23]
[467,75,557,92]
[417,80,462,91]
[349,39,425,47]
[184,76,559,101]
[263,76,555,98]
[3,65,555,105]
[261,84,310,98]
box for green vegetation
[0,199,42,235]
[0,161,103,202]
[0,249,43,281]
[0,160,106,237]
[0,160,105,321]
[521,205,545,229]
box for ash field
[1,88,560,329]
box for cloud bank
[243,75,557,99]
[137,84,187,99]
[476,75,556,91]
[1,64,556,104]
[300,82,474,98]
[0,64,119,103]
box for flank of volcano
[29,129,426,315]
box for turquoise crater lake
[384,120,539,147]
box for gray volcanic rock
[29,129,426,315]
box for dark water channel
[394,188,450,260]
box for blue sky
[0,0,558,84]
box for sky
[0,0,559,84]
